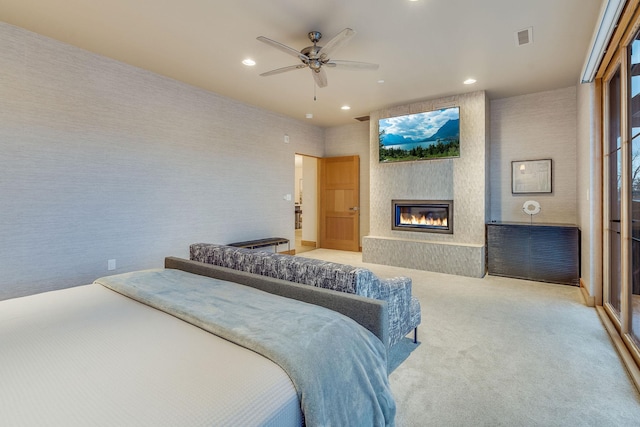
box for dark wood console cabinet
[486,223,580,285]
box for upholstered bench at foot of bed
[189,242,421,348]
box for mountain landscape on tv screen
[379,108,460,162]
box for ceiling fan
[257,28,379,88]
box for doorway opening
[294,154,318,254]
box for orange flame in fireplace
[400,213,448,227]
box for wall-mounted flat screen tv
[378,106,460,163]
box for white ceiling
[0,0,603,127]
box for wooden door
[319,155,360,251]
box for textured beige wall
[369,91,489,244]
[1,21,588,295]
[576,82,600,301]
[0,23,324,299]
[489,87,578,224]
[324,121,371,245]
[365,91,489,277]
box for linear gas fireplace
[392,199,453,234]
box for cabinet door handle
[349,207,359,211]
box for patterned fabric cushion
[189,243,421,348]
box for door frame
[596,0,640,377]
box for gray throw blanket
[96,269,396,427]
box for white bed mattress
[0,284,302,426]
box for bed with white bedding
[0,257,395,426]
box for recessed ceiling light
[463,78,477,85]
[305,113,313,119]
[242,59,256,66]
[341,105,351,110]
[377,79,385,84]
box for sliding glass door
[630,31,640,348]
[605,64,623,320]
[602,19,640,362]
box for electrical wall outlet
[108,259,116,271]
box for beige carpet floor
[298,249,640,427]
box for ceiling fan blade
[318,28,355,61]
[260,64,307,77]
[312,68,328,88]
[326,60,379,70]
[257,36,309,61]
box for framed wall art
[511,159,552,194]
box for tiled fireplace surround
[363,91,489,278]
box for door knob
[349,207,359,211]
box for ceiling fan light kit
[257,28,379,88]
